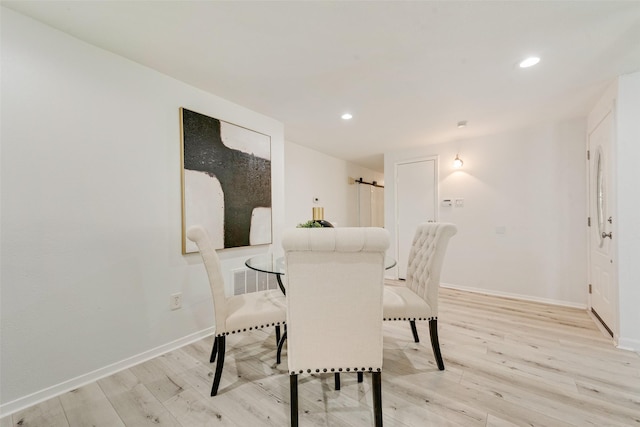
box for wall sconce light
[453,154,464,169]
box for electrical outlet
[170,292,182,310]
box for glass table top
[245,254,397,275]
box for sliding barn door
[358,183,384,227]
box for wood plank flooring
[5,285,640,426]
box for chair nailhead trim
[216,322,287,337]
[382,316,438,322]
[291,367,383,375]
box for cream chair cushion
[383,285,432,320]
[224,290,286,334]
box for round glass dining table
[245,254,397,295]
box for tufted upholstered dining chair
[383,222,457,370]
[187,226,287,396]
[282,227,389,427]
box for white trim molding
[440,283,588,310]
[617,337,640,353]
[0,327,215,418]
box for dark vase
[315,220,334,228]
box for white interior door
[588,110,616,337]
[396,158,437,279]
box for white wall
[385,118,588,307]
[615,71,640,351]
[0,8,284,413]
[284,141,383,232]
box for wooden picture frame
[180,107,272,253]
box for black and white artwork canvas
[180,108,272,253]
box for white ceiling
[4,1,640,172]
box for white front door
[588,109,616,337]
[396,158,437,279]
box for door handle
[601,232,612,239]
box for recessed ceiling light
[341,113,353,120]
[457,120,467,128]
[519,56,540,68]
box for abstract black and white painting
[180,108,272,253]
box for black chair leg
[372,372,383,427]
[211,336,226,396]
[334,372,341,390]
[210,336,218,363]
[410,320,420,343]
[429,318,445,370]
[357,372,363,383]
[290,374,299,427]
[277,331,287,364]
[276,325,281,347]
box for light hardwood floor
[4,285,640,426]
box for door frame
[394,155,439,279]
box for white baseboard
[617,337,640,353]
[440,283,587,310]
[0,326,215,418]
